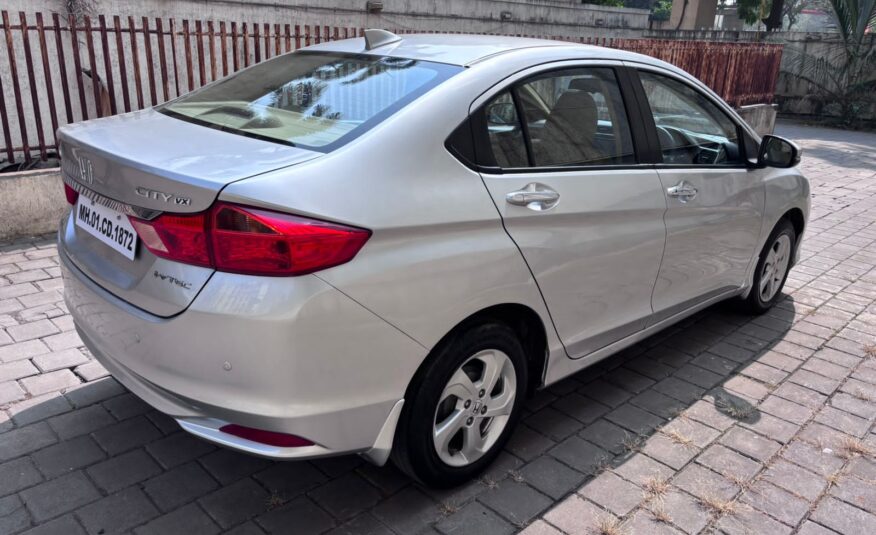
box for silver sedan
[58,30,809,487]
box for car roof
[302,33,657,67]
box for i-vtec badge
[135,186,192,206]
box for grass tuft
[595,515,626,535]
[650,504,673,524]
[643,476,670,501]
[837,437,873,459]
[265,492,286,510]
[439,502,457,515]
[863,344,876,358]
[622,433,646,453]
[698,494,737,518]
[851,388,873,402]
[663,428,695,449]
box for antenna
[363,29,401,51]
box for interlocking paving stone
[2,123,876,534]
[31,435,106,479]
[479,479,554,526]
[0,456,43,496]
[435,501,515,535]
[718,427,782,462]
[542,495,614,535]
[547,435,609,474]
[716,504,793,535]
[86,448,163,493]
[740,480,810,526]
[19,471,100,523]
[577,471,642,516]
[651,490,710,535]
[811,496,876,534]
[77,486,160,535]
[518,455,588,500]
[198,478,271,529]
[0,422,57,463]
[761,458,827,501]
[308,472,382,521]
[133,503,220,535]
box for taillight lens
[64,183,79,205]
[130,213,211,268]
[129,202,370,276]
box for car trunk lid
[58,109,321,317]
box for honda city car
[58,30,808,487]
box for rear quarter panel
[217,62,564,381]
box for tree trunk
[765,0,784,31]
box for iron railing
[0,10,784,165]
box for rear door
[628,66,765,321]
[473,62,668,358]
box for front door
[475,65,667,358]
[632,68,765,319]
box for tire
[743,218,796,314]
[392,322,528,488]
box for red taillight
[219,424,314,447]
[129,202,370,276]
[130,212,211,267]
[64,183,79,205]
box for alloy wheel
[759,234,792,302]
[432,349,517,467]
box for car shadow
[4,295,799,533]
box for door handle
[506,183,560,211]
[666,181,697,202]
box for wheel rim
[432,349,517,467]
[759,234,792,302]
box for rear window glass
[159,52,461,151]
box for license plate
[74,197,138,260]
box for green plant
[651,0,673,21]
[583,0,627,7]
[782,0,876,126]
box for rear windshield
[159,52,461,151]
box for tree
[765,0,786,29]
[783,0,876,125]
[782,0,806,28]
[650,0,673,20]
[737,0,770,25]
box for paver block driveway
[1,121,875,534]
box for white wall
[2,0,650,38]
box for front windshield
[160,52,461,151]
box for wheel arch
[405,303,550,401]
[782,207,805,247]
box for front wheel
[744,219,796,314]
[392,322,528,488]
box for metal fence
[0,10,784,166]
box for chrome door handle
[667,181,698,202]
[506,183,560,211]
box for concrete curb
[0,168,65,242]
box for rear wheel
[744,219,796,314]
[392,322,527,488]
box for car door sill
[544,287,743,385]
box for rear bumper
[61,246,426,461]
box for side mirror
[758,135,801,168]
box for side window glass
[483,91,528,168]
[518,68,635,167]
[639,71,742,166]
